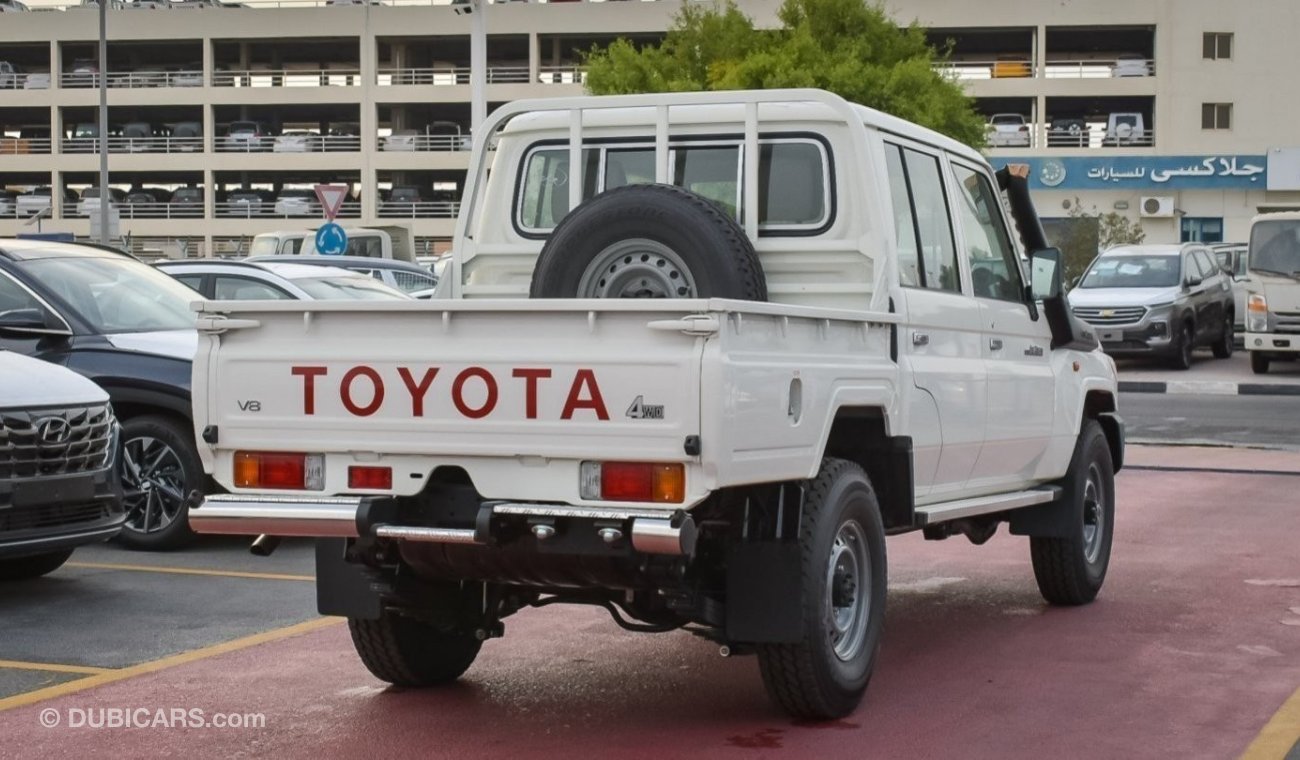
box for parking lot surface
[0,444,1296,759]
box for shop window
[1181,217,1224,244]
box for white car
[0,0,31,11]
[77,187,126,218]
[15,188,54,218]
[273,189,319,217]
[382,129,420,151]
[273,131,320,153]
[986,113,1030,147]
[23,72,50,89]
[1111,53,1151,77]
[156,260,411,301]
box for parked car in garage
[379,185,424,216]
[124,188,169,218]
[0,239,204,549]
[223,188,272,217]
[15,187,71,218]
[986,113,1030,147]
[23,72,50,90]
[0,191,16,218]
[1069,244,1235,368]
[168,63,204,87]
[121,121,157,152]
[246,255,438,296]
[0,350,125,580]
[1111,53,1152,77]
[167,120,204,152]
[274,189,319,217]
[158,259,412,301]
[0,60,22,88]
[221,120,273,152]
[65,58,100,87]
[273,130,320,153]
[169,186,204,217]
[1047,117,1088,147]
[1102,112,1149,147]
[76,187,127,218]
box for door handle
[989,338,1004,351]
[912,332,929,347]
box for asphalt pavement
[1122,392,1300,450]
[0,446,1297,760]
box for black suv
[1,350,125,579]
[0,239,203,549]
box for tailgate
[194,300,707,505]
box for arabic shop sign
[1014,155,1267,190]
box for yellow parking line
[1241,685,1300,759]
[65,561,314,583]
[0,660,113,676]
[0,617,342,712]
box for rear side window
[883,143,960,293]
[516,138,829,236]
[952,163,1025,303]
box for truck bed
[193,298,900,510]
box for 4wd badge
[625,396,665,420]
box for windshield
[1079,254,1181,288]
[17,255,200,333]
[1249,220,1300,276]
[292,275,409,301]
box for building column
[203,168,214,245]
[528,33,540,84]
[202,37,214,87]
[49,41,59,90]
[360,11,377,221]
[1036,94,1047,149]
[1035,24,1046,77]
[203,102,215,156]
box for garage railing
[213,200,362,219]
[212,68,363,87]
[1045,58,1156,79]
[376,200,460,218]
[214,135,362,153]
[0,137,54,155]
[377,133,470,151]
[60,136,205,154]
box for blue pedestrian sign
[315,223,348,256]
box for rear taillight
[348,465,392,490]
[579,461,685,503]
[234,451,324,490]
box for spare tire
[529,183,767,301]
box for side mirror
[1185,275,1203,289]
[1029,247,1063,301]
[0,308,71,338]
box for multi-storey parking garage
[1,0,1298,255]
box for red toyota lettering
[561,369,609,420]
[341,366,385,417]
[452,367,498,419]
[291,366,328,415]
[511,368,552,419]
[397,367,440,417]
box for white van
[1243,211,1300,373]
[248,225,416,263]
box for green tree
[583,0,987,148]
[1050,198,1147,285]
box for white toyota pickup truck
[189,90,1123,719]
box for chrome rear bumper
[190,495,696,555]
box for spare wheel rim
[577,238,699,299]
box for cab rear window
[516,138,830,236]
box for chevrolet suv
[1069,244,1235,368]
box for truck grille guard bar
[190,494,697,556]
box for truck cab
[1243,211,1300,373]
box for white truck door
[884,142,987,500]
[949,161,1056,489]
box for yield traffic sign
[314,184,349,221]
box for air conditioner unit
[1140,196,1175,218]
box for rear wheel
[0,550,73,581]
[118,415,202,551]
[1250,352,1271,375]
[1030,420,1115,605]
[1212,313,1233,359]
[756,458,887,720]
[349,608,483,687]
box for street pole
[97,0,110,245]
[469,0,486,140]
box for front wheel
[1251,352,1271,375]
[118,415,202,550]
[1030,420,1116,605]
[1168,321,1193,370]
[0,550,73,581]
[756,458,887,720]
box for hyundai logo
[35,417,72,446]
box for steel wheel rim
[1082,462,1106,564]
[122,435,187,534]
[826,519,871,662]
[577,239,698,299]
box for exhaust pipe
[630,515,697,556]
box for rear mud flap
[316,538,382,620]
[725,542,803,643]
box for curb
[1119,380,1300,396]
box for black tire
[1250,352,1271,375]
[0,550,73,581]
[1030,420,1115,606]
[1211,313,1233,359]
[756,458,887,720]
[118,415,202,550]
[1167,321,1193,370]
[529,183,767,301]
[349,609,483,687]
